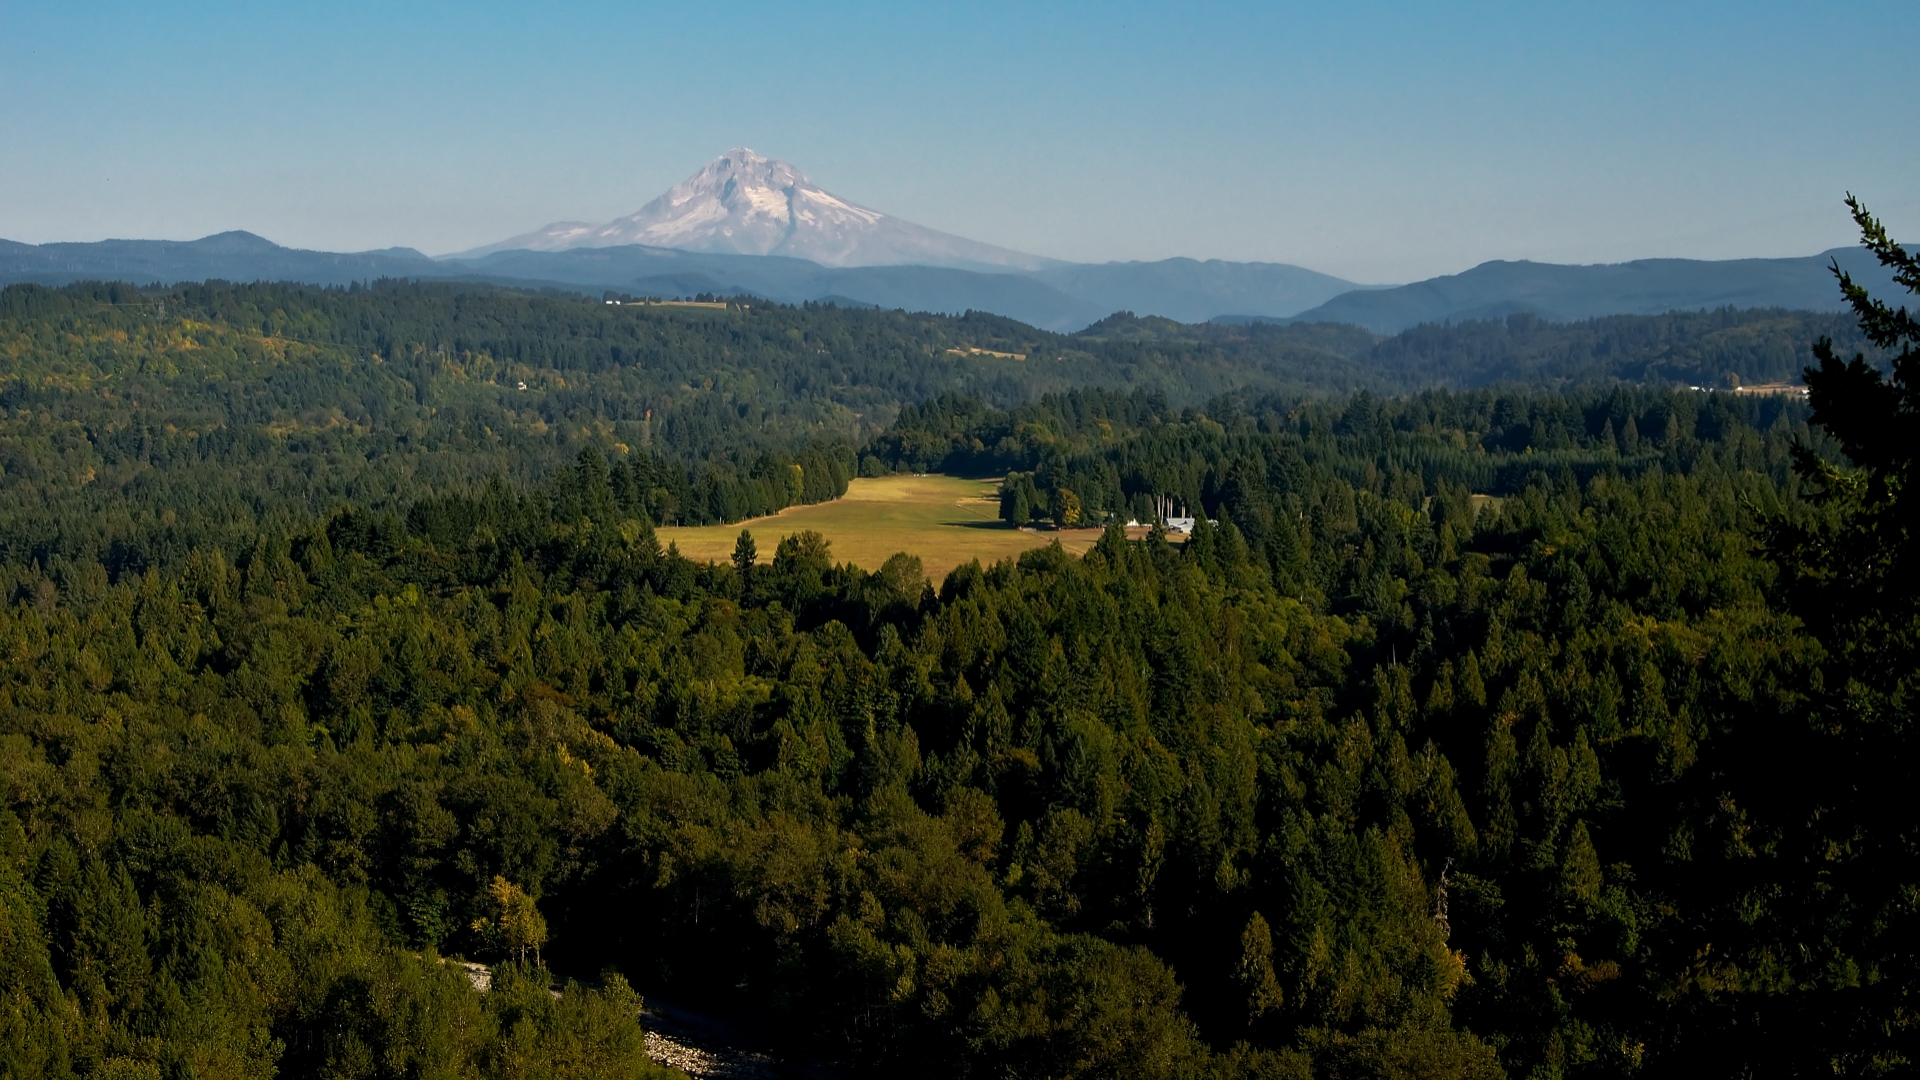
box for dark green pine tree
[732,528,759,597]
[1738,195,1920,1074]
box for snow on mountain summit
[452,149,1056,271]
[630,148,880,255]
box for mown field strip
[657,474,1103,581]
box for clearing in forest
[657,474,1103,581]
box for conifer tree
[1742,195,1920,1073]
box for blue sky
[1,0,1913,281]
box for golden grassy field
[657,474,1104,581]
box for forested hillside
[0,279,1863,577]
[0,378,1868,1078]
[1135,307,1871,389]
[0,280,1381,571]
[0,226,1916,1080]
[873,385,1821,531]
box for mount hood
[452,148,1057,272]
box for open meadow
[657,473,1103,580]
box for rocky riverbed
[640,997,845,1080]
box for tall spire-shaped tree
[1733,195,1920,1074]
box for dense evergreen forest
[0,278,1867,576]
[0,207,1915,1079]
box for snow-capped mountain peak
[451,149,1055,271]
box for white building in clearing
[1150,494,1198,535]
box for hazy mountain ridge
[1031,257,1372,324]
[0,233,1347,332]
[0,230,441,287]
[450,244,1109,329]
[0,227,1900,335]
[1286,249,1901,332]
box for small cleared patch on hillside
[657,474,1102,580]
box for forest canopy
[0,206,1914,1079]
